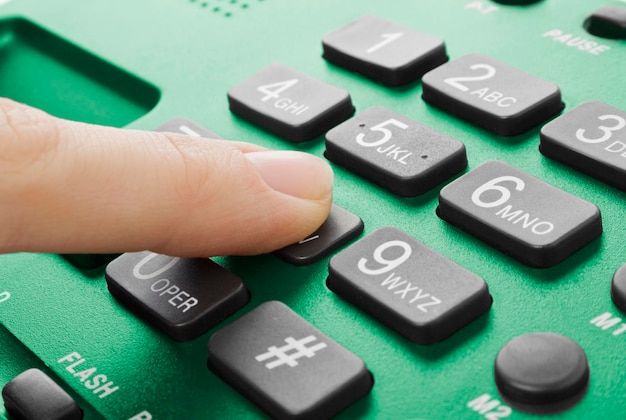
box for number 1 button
[322,16,448,86]
[422,54,563,136]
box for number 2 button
[325,107,467,196]
[422,54,563,136]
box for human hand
[0,98,333,257]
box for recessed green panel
[0,18,159,126]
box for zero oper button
[106,252,249,341]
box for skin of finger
[0,99,331,256]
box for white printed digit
[366,32,404,54]
[444,64,496,92]
[471,176,525,208]
[356,118,409,147]
[256,79,299,102]
[575,114,626,144]
[0,291,10,303]
[133,253,180,280]
[358,240,412,275]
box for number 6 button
[540,101,626,192]
[422,54,563,136]
[327,227,492,344]
[437,160,602,268]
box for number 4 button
[323,16,448,86]
[228,63,354,142]
[422,54,563,136]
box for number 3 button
[540,101,626,192]
[325,107,467,196]
[422,54,563,136]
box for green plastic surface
[1,0,625,418]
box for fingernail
[246,150,333,200]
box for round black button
[494,333,589,413]
[611,264,626,312]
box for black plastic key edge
[206,301,374,420]
[539,130,626,193]
[227,91,355,143]
[322,41,448,86]
[105,260,250,341]
[327,263,492,345]
[422,82,564,136]
[436,195,603,268]
[324,139,468,197]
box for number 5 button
[540,101,626,192]
[437,160,602,268]
[325,107,467,196]
[422,54,563,136]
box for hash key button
[437,161,602,268]
[207,301,373,420]
[422,54,563,136]
[325,107,467,196]
[540,101,626,192]
[228,63,354,142]
[322,15,448,86]
[327,227,492,344]
[106,252,249,341]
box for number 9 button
[422,54,563,136]
[327,227,492,344]
[437,160,602,268]
[325,107,467,196]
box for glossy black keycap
[540,101,626,192]
[322,15,448,86]
[327,227,491,344]
[155,117,222,138]
[585,6,626,39]
[106,252,249,341]
[228,63,354,142]
[274,204,364,266]
[495,333,589,413]
[610,264,626,313]
[325,106,467,196]
[437,160,602,268]
[207,301,373,420]
[2,368,83,420]
[422,54,563,136]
